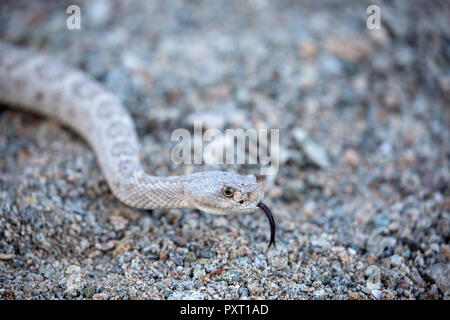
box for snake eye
[222,186,234,198]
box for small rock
[366,235,397,256]
[199,249,215,259]
[441,244,450,259]
[92,293,109,300]
[313,289,326,299]
[426,263,450,294]
[324,36,373,61]
[282,180,305,201]
[382,289,397,300]
[338,250,350,266]
[66,265,81,274]
[371,289,382,300]
[222,270,242,285]
[344,149,359,167]
[293,128,330,168]
[298,41,319,59]
[169,251,183,266]
[348,292,361,300]
[192,265,205,279]
[247,285,262,296]
[365,265,381,292]
[401,150,416,167]
[318,53,342,76]
[365,282,381,291]
[311,238,331,250]
[83,286,96,298]
[65,265,83,297]
[375,213,391,229]
[0,253,14,260]
[109,216,128,231]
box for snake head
[184,171,263,215]
[184,171,276,249]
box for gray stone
[426,263,450,294]
[293,128,330,168]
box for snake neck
[108,168,195,210]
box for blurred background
[0,0,449,299]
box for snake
[0,42,275,248]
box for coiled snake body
[0,42,275,248]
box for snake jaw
[257,202,276,250]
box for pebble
[83,286,96,298]
[0,253,14,260]
[109,216,128,232]
[293,128,331,168]
[371,290,382,300]
[426,263,449,294]
[344,149,359,167]
[92,293,109,300]
[390,254,403,268]
[199,249,215,259]
[65,265,83,297]
[222,270,242,285]
[313,289,326,299]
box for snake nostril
[239,200,244,204]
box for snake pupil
[222,186,234,197]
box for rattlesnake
[0,42,275,248]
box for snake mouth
[257,202,276,250]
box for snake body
[0,42,275,247]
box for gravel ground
[0,0,449,300]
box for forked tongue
[257,202,276,251]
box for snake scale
[0,42,275,248]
